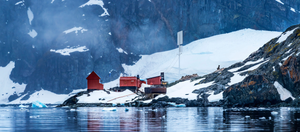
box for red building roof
[86,71,101,80]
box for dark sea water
[0,106,299,131]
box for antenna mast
[177,31,183,76]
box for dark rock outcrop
[193,84,226,95]
[58,91,87,107]
[183,24,300,107]
[223,75,281,107]
[220,24,300,107]
[279,56,300,97]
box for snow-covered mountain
[1,0,300,103]
[5,28,281,104]
[66,24,300,107]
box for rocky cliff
[187,24,300,107]
[1,0,300,100]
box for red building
[146,76,162,85]
[119,76,146,90]
[86,71,103,91]
[144,72,166,98]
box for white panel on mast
[177,31,183,46]
[177,31,183,76]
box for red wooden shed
[147,72,164,85]
[119,76,146,89]
[86,71,103,91]
[147,76,162,85]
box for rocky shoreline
[56,95,300,108]
[1,96,299,108]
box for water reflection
[223,107,300,131]
[83,107,166,131]
[0,107,299,131]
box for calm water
[0,106,299,131]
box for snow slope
[155,79,213,100]
[0,62,27,104]
[8,89,70,104]
[274,81,295,101]
[8,88,88,104]
[77,90,137,104]
[123,29,281,82]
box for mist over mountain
[0,0,300,101]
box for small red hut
[86,71,103,91]
[147,76,162,85]
[119,76,146,90]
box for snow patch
[291,8,296,12]
[228,60,267,86]
[79,0,109,17]
[63,27,88,34]
[0,61,27,104]
[247,60,268,71]
[228,66,243,73]
[27,8,34,25]
[244,58,264,66]
[282,54,293,61]
[277,28,298,43]
[28,29,37,38]
[15,0,24,5]
[276,0,284,5]
[286,49,293,54]
[228,72,246,86]
[274,81,295,101]
[50,46,89,56]
[208,91,223,102]
[116,48,128,54]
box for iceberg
[271,111,278,115]
[176,104,186,107]
[19,104,29,108]
[102,108,117,111]
[31,101,47,108]
[167,102,176,106]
